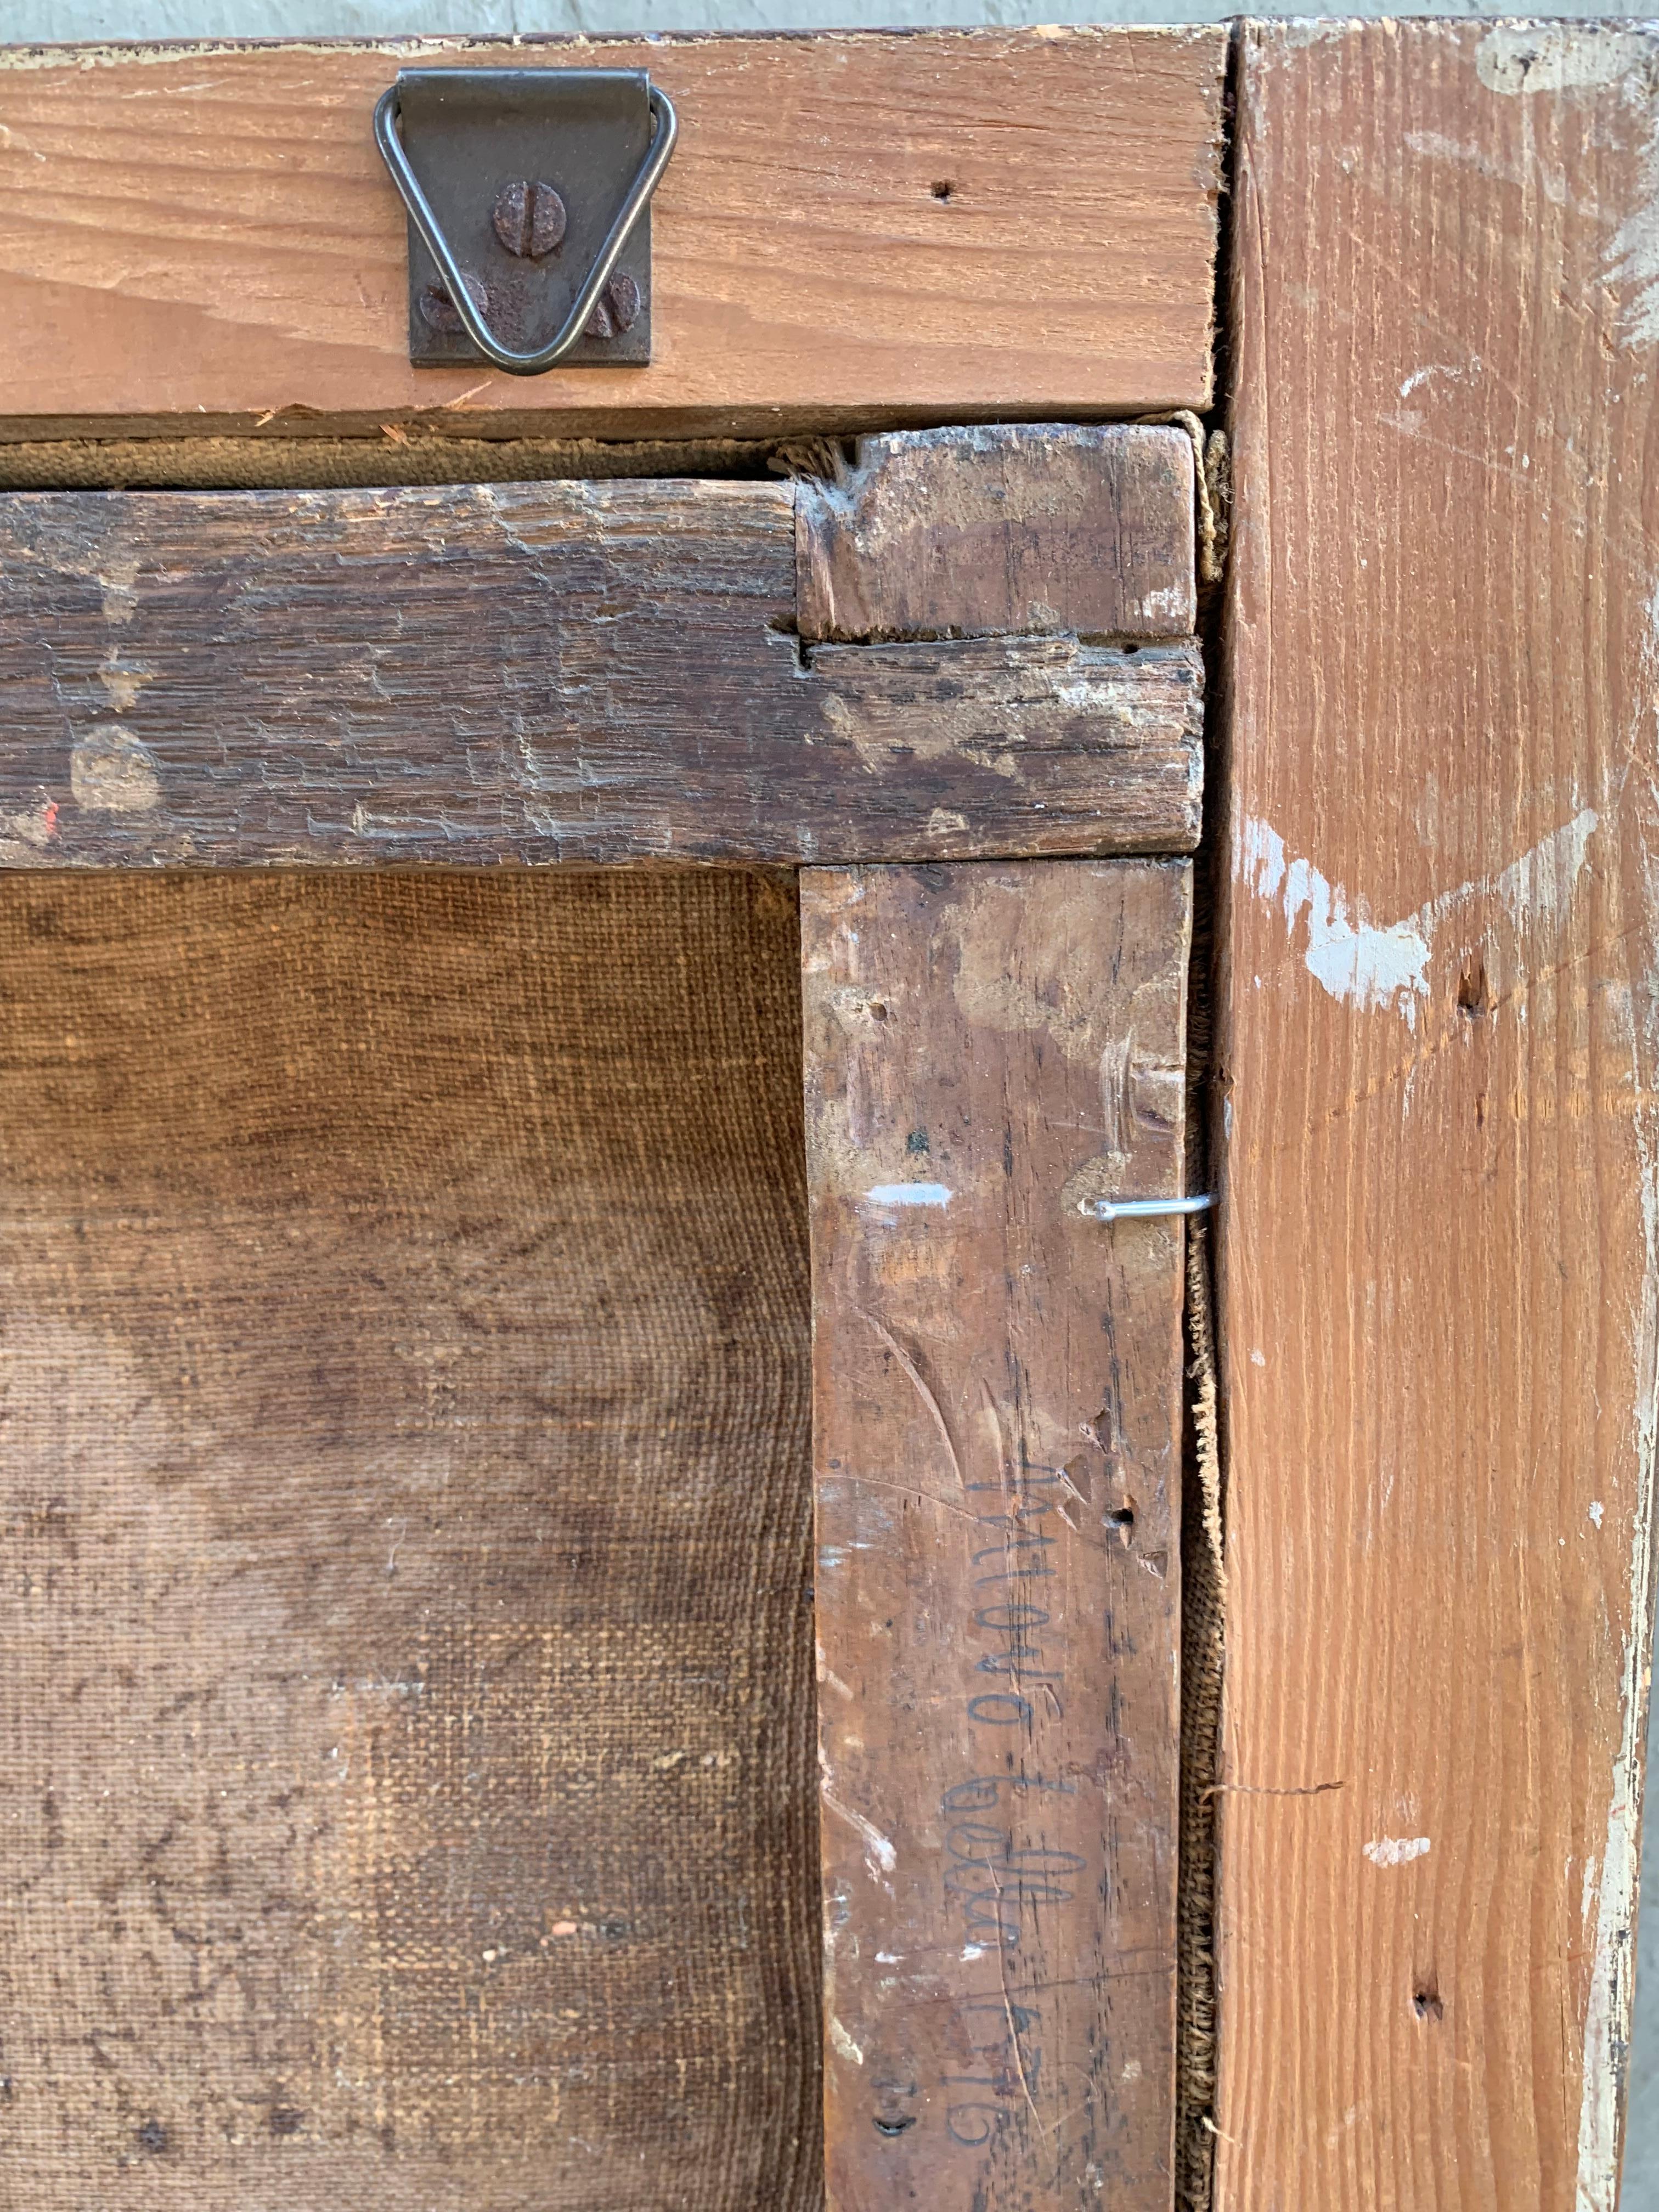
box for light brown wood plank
[803,859,1191,2211]
[0,481,1203,866]
[1219,23,1659,2210]
[795,425,1197,643]
[0,30,1226,439]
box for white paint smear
[1609,122,1659,352]
[1576,574,1659,2212]
[1400,358,1482,398]
[820,1753,898,1888]
[829,2017,864,2068]
[1241,816,1430,1020]
[1476,26,1653,98]
[864,1182,952,1209]
[1363,1835,1431,1867]
[1494,809,1600,932]
[1240,809,1600,1024]
[70,727,161,815]
[1476,27,1659,353]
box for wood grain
[0,482,1203,867]
[803,860,1192,2211]
[0,867,819,2212]
[795,425,1197,644]
[1219,23,1659,2210]
[0,30,1226,439]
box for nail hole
[1105,1504,1135,1533]
[930,179,953,201]
[873,2115,917,2136]
[868,1000,889,1022]
[1413,1985,1443,2023]
[1457,957,1490,1018]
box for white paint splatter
[0,798,59,856]
[1400,358,1483,397]
[864,1182,952,1209]
[1475,26,1659,352]
[98,648,153,714]
[70,727,161,815]
[820,1750,898,1887]
[1608,114,1659,352]
[1240,816,1430,1020]
[1589,1500,1606,1529]
[1240,808,1601,1025]
[829,2017,864,2067]
[1476,26,1652,98]
[1142,582,1192,626]
[1363,1835,1431,1867]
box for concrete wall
[13,0,1658,36]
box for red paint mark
[41,801,58,838]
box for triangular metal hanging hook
[374,72,678,376]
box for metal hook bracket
[374,69,678,374]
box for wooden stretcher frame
[0,30,1226,2212]
[1,18,1656,2212]
[0,431,1209,2212]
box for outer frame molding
[1219,22,1659,2210]
[0,29,1226,440]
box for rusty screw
[492,179,567,260]
[419,272,490,334]
[584,272,642,342]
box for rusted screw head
[492,179,567,260]
[584,272,642,342]
[419,272,490,334]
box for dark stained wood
[0,482,1203,867]
[0,867,820,2211]
[803,860,1191,2212]
[0,31,1227,439]
[796,425,1196,643]
[1219,22,1659,2210]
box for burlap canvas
[0,868,820,2211]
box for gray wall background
[9,0,1659,2200]
[13,0,1659,35]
